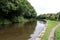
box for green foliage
[56,12,60,20]
[37,14,47,19]
[37,12,60,20]
[0,0,37,24]
[0,0,23,19]
[54,26,60,40]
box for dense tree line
[37,12,60,20]
[0,0,37,24]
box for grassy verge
[54,26,60,40]
[41,20,58,40]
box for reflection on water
[0,21,45,40]
[0,21,37,40]
[29,21,45,40]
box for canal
[0,21,46,40]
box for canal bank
[39,20,59,40]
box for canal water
[0,21,46,40]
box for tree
[0,0,37,22]
[57,12,60,20]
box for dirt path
[48,22,60,40]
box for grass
[54,26,60,40]
[41,20,58,40]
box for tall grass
[54,26,60,40]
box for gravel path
[48,22,60,40]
